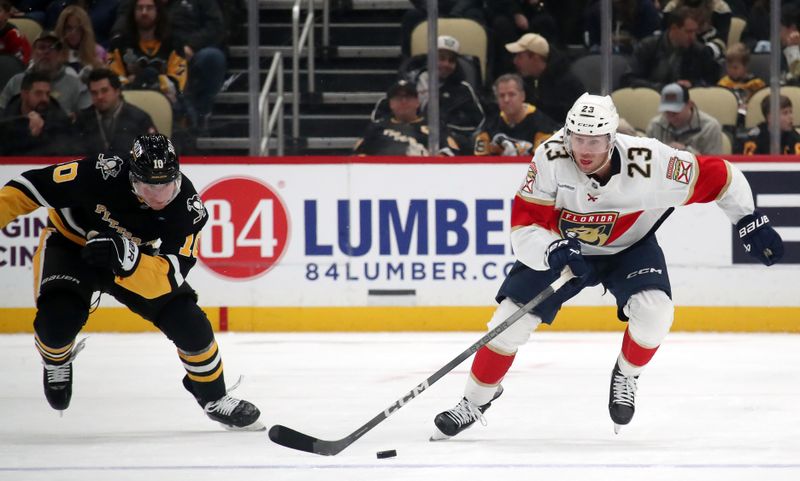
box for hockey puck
[376,449,397,459]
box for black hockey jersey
[740,122,800,155]
[354,117,460,156]
[473,104,559,156]
[0,154,207,299]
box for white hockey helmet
[564,93,619,158]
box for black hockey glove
[736,212,784,266]
[546,237,589,279]
[82,232,141,277]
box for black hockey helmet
[129,134,179,184]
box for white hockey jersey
[511,129,756,270]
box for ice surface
[2,331,799,481]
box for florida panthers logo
[558,209,618,246]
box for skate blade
[429,426,452,442]
[613,423,623,435]
[218,420,267,432]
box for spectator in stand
[399,0,485,58]
[505,32,584,123]
[662,0,733,63]
[0,70,76,155]
[107,0,186,105]
[739,94,800,155]
[473,73,559,156]
[355,80,460,156]
[486,0,560,76]
[0,0,31,64]
[165,0,226,132]
[646,82,723,154]
[778,5,800,86]
[717,42,765,123]
[373,35,484,148]
[582,0,661,54]
[622,6,721,90]
[54,5,107,76]
[75,67,156,156]
[0,30,90,117]
[112,0,225,132]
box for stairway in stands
[196,0,408,156]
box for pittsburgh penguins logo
[187,194,206,224]
[95,154,124,180]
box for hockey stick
[268,267,575,456]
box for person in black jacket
[622,6,721,90]
[0,71,76,156]
[740,94,800,155]
[505,32,584,123]
[75,68,157,157]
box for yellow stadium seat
[123,90,173,137]
[9,18,43,45]
[411,19,488,83]
[611,87,661,132]
[689,86,739,127]
[745,86,800,128]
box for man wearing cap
[0,30,90,117]
[356,79,460,156]
[505,32,584,122]
[646,82,723,154]
[376,35,484,146]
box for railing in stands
[292,0,316,139]
[259,52,285,156]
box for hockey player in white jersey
[431,93,784,439]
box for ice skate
[431,386,503,441]
[185,375,265,431]
[42,338,86,412]
[609,361,638,434]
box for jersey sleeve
[509,135,564,271]
[0,158,93,229]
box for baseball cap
[658,83,690,113]
[437,35,460,54]
[387,79,417,98]
[505,33,549,57]
[34,30,62,47]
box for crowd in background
[2,0,800,157]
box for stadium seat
[411,19,488,83]
[728,17,746,47]
[569,54,631,94]
[611,87,661,132]
[0,55,25,90]
[719,131,733,155]
[745,86,800,128]
[9,18,42,45]
[123,90,173,137]
[689,86,739,127]
[748,54,770,85]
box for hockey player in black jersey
[0,134,263,431]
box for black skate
[609,361,639,434]
[430,386,504,441]
[185,375,265,431]
[41,338,86,412]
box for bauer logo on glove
[736,212,784,266]
[82,231,141,277]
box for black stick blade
[268,425,319,454]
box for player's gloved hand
[82,231,141,277]
[546,237,589,279]
[736,212,784,266]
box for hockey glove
[736,212,784,266]
[546,237,589,279]
[82,232,141,277]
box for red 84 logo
[198,177,290,280]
